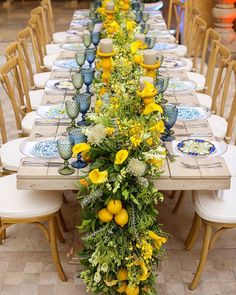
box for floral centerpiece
[75,0,169,294]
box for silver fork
[22,161,63,167]
[181,161,222,170]
[175,132,213,137]
[34,132,67,137]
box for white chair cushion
[187,72,206,91]
[53,32,68,43]
[222,145,236,177]
[175,45,187,57]
[43,53,60,69]
[0,137,27,171]
[0,174,62,219]
[46,43,63,55]
[194,177,236,223]
[22,111,37,135]
[196,93,212,109]
[33,72,51,88]
[207,114,228,140]
[26,89,44,110]
[182,58,193,72]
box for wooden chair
[167,0,185,43]
[0,56,36,135]
[41,0,55,36]
[184,6,201,49]
[0,173,67,282]
[17,26,50,89]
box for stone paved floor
[0,1,236,295]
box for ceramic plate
[177,139,216,156]
[67,29,84,36]
[177,106,210,121]
[37,105,68,119]
[45,79,74,91]
[20,138,59,158]
[162,58,187,69]
[54,59,79,69]
[71,19,89,26]
[73,14,87,20]
[60,43,85,51]
[167,79,197,93]
[154,43,177,51]
[147,30,172,37]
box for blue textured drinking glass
[69,128,87,169]
[83,33,92,48]
[139,2,145,11]
[57,138,75,175]
[161,103,178,142]
[132,1,140,11]
[72,72,83,93]
[140,23,150,34]
[81,68,95,94]
[86,48,96,68]
[91,32,100,47]
[155,76,169,103]
[75,93,91,126]
[135,11,143,24]
[75,49,86,70]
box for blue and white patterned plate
[60,43,85,51]
[71,19,89,26]
[162,58,187,69]
[20,138,60,158]
[37,105,68,119]
[46,79,74,91]
[177,139,216,156]
[167,79,197,93]
[54,59,79,69]
[154,43,177,51]
[177,106,209,121]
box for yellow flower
[79,178,89,187]
[72,143,91,157]
[140,81,158,98]
[143,103,163,115]
[107,20,120,34]
[115,149,129,165]
[148,231,167,249]
[130,40,147,54]
[102,71,111,83]
[133,54,142,64]
[89,169,108,184]
[96,7,106,15]
[95,99,103,113]
[126,20,136,32]
[149,120,165,133]
[149,158,164,168]
[141,239,153,261]
[106,127,115,135]
[130,135,142,147]
[146,137,153,146]
[139,261,149,281]
[99,86,107,96]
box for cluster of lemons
[117,269,139,295]
[98,200,128,227]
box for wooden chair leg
[57,209,69,232]
[185,213,198,246]
[62,192,69,203]
[48,216,67,282]
[209,227,229,250]
[186,214,202,251]
[55,217,65,243]
[169,190,179,199]
[190,223,212,290]
[172,190,185,213]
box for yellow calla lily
[148,231,167,249]
[140,81,158,98]
[130,40,147,54]
[126,20,136,32]
[149,158,164,168]
[139,261,149,281]
[149,120,165,133]
[115,149,129,165]
[143,103,163,115]
[130,135,142,147]
[72,143,91,157]
[89,169,108,184]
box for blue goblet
[140,23,150,34]
[155,76,169,103]
[75,93,91,126]
[81,68,95,95]
[91,32,100,47]
[85,48,96,68]
[132,1,140,11]
[161,103,178,142]
[69,128,87,169]
[135,11,143,24]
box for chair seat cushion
[0,137,27,171]
[53,32,68,43]
[25,89,44,110]
[222,145,236,177]
[0,174,62,218]
[22,111,37,135]
[186,72,206,91]
[33,72,51,88]
[194,177,236,223]
[196,93,212,109]
[207,114,227,139]
[175,45,187,57]
[46,43,63,55]
[43,53,60,69]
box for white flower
[84,124,106,145]
[127,158,146,177]
[136,177,149,187]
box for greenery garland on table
[75,1,168,294]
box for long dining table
[16,7,231,192]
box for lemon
[98,208,113,222]
[117,268,128,281]
[117,282,127,293]
[114,208,129,227]
[125,285,139,295]
[107,200,122,215]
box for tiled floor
[0,1,236,294]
